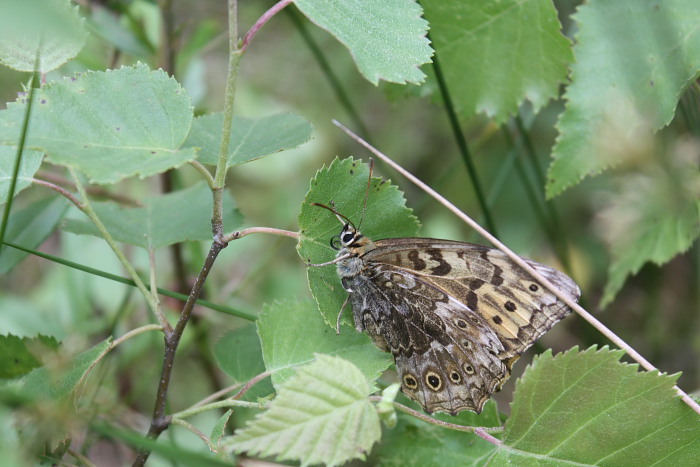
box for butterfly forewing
[341,237,580,415]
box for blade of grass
[1,240,257,321]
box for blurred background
[1,0,698,462]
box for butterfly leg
[335,294,351,335]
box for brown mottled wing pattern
[350,238,580,415]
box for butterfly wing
[346,264,509,414]
[352,238,580,414]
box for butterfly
[307,161,581,415]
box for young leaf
[186,112,313,166]
[421,0,572,123]
[0,196,69,274]
[0,146,43,201]
[229,354,381,467]
[61,181,243,249]
[298,157,419,327]
[0,0,86,72]
[256,298,391,388]
[490,346,700,465]
[21,338,111,400]
[211,409,234,448]
[547,0,700,197]
[0,63,195,184]
[293,0,433,85]
[0,334,60,379]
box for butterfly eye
[330,235,342,250]
[341,231,355,244]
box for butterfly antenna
[358,158,374,229]
[311,202,355,229]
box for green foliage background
[0,0,699,466]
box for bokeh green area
[1,1,699,465]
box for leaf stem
[171,399,266,421]
[189,160,215,188]
[212,0,242,237]
[36,171,141,205]
[68,168,163,324]
[30,178,84,209]
[170,418,218,452]
[241,0,293,53]
[223,226,299,242]
[333,120,700,417]
[112,324,164,348]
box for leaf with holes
[0,63,195,184]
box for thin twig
[112,324,164,348]
[170,418,218,452]
[334,119,700,417]
[37,170,141,206]
[133,240,228,466]
[232,371,271,400]
[69,168,161,322]
[148,248,171,333]
[241,0,293,52]
[189,160,216,188]
[30,178,84,209]
[190,382,244,409]
[223,226,299,243]
[172,399,265,421]
[369,396,503,445]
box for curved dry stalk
[333,119,700,417]
[369,396,503,445]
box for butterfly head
[330,223,364,250]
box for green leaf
[0,0,86,72]
[61,181,243,249]
[213,326,267,384]
[375,412,499,466]
[547,0,700,197]
[0,146,43,201]
[186,112,313,166]
[0,196,69,273]
[0,334,60,379]
[257,299,391,389]
[489,346,700,465]
[298,157,419,327]
[229,354,381,467]
[0,63,195,184]
[211,409,233,447]
[599,160,700,306]
[293,0,433,85]
[22,338,111,400]
[421,0,572,123]
[86,6,152,59]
